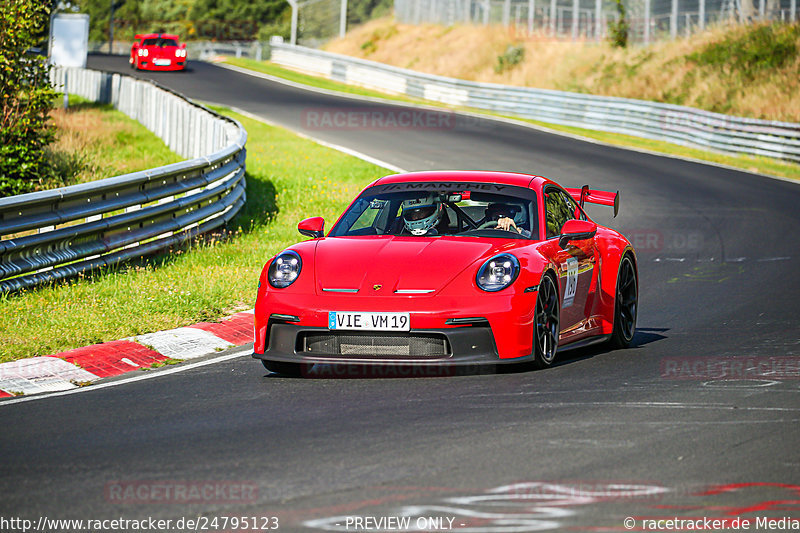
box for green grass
[223,57,800,181]
[47,95,183,188]
[689,23,800,80]
[0,108,388,362]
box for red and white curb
[0,310,254,398]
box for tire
[261,360,304,377]
[609,254,638,348]
[532,273,560,369]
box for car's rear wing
[566,186,619,217]
[134,33,182,42]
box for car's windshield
[142,38,178,47]
[329,182,538,240]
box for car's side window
[545,188,576,239]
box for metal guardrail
[188,41,269,61]
[89,41,270,62]
[0,67,247,293]
[270,43,800,164]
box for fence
[0,68,247,293]
[395,0,799,43]
[270,42,800,163]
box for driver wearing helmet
[401,194,445,236]
[485,203,531,237]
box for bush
[495,44,525,73]
[689,23,799,80]
[607,0,629,48]
[0,0,57,197]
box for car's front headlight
[476,253,520,292]
[268,250,302,288]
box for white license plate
[153,59,171,66]
[328,311,409,331]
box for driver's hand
[497,216,519,233]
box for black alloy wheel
[533,273,560,368]
[610,254,638,348]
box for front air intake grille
[298,331,450,359]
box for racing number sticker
[563,257,579,308]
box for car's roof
[136,33,181,41]
[373,170,551,190]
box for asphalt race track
[1,55,799,532]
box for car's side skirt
[557,333,611,353]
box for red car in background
[130,33,187,71]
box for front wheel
[609,255,638,348]
[532,273,560,369]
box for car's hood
[312,236,499,294]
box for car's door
[543,186,597,339]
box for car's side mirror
[298,217,325,239]
[559,219,597,249]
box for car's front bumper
[138,61,185,71]
[253,286,540,362]
[252,320,538,367]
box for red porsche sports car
[253,171,637,375]
[129,33,187,71]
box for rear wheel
[261,360,304,377]
[610,255,638,348]
[532,273,560,369]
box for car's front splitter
[252,323,534,367]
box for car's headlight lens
[142,49,149,56]
[476,253,520,292]
[268,250,302,288]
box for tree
[607,0,629,48]
[0,0,57,197]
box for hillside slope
[324,19,800,122]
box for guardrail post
[595,0,602,39]
[340,0,348,37]
[670,0,678,39]
[287,0,298,44]
[699,0,706,28]
[63,70,69,110]
[528,0,535,32]
[571,0,579,38]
